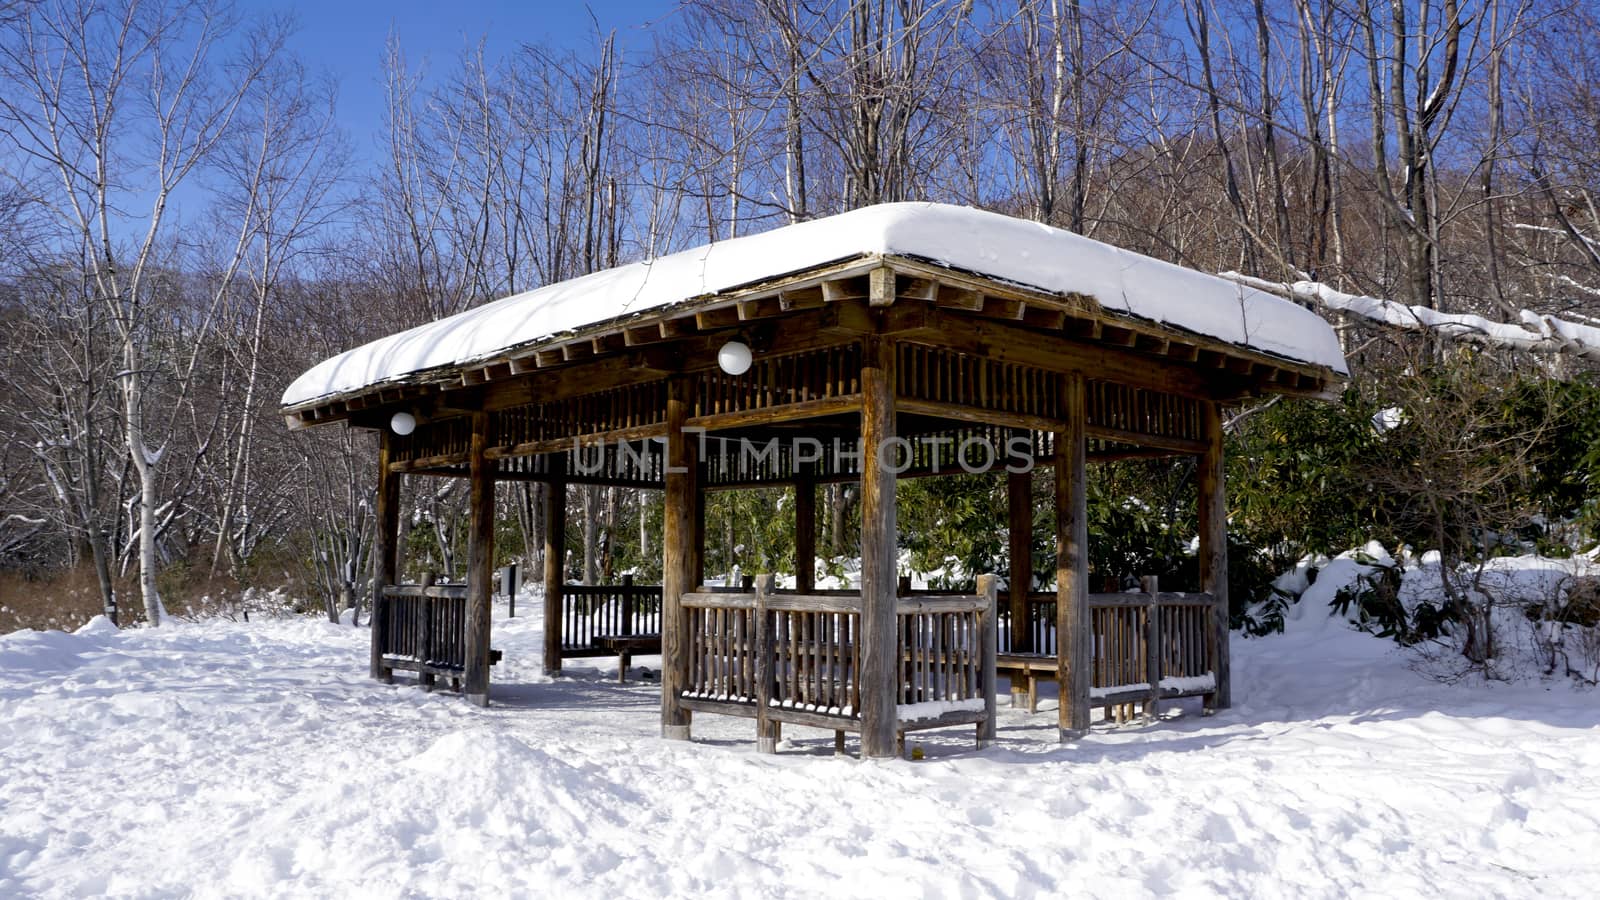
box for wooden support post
[1007,469,1033,653]
[371,431,401,683]
[542,455,567,676]
[464,411,496,707]
[1142,575,1161,724]
[859,336,899,760]
[691,472,706,590]
[977,573,999,748]
[795,475,816,592]
[618,572,636,683]
[1198,400,1231,711]
[662,377,697,741]
[1057,374,1091,740]
[754,574,778,754]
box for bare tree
[0,0,288,624]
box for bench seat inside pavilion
[281,202,1347,759]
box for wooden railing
[896,591,997,733]
[680,576,998,751]
[994,585,1222,715]
[682,587,861,724]
[997,591,1058,655]
[374,580,468,681]
[559,575,664,657]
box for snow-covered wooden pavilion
[281,202,1348,758]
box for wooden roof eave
[880,255,1345,402]
[282,251,1346,431]
[281,254,894,431]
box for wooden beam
[869,266,895,307]
[542,455,567,676]
[896,307,1221,401]
[1198,399,1231,711]
[695,306,742,330]
[686,395,862,433]
[1087,445,1188,463]
[661,376,697,741]
[370,432,401,682]
[1023,306,1068,330]
[822,275,868,303]
[984,296,1027,320]
[659,316,699,339]
[1084,424,1208,455]
[896,398,1060,434]
[1057,374,1091,740]
[898,275,937,301]
[390,451,471,473]
[463,411,496,706]
[935,284,984,310]
[485,423,669,462]
[623,324,663,347]
[779,286,824,311]
[858,335,898,759]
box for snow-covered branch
[1222,273,1600,363]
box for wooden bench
[998,652,1219,722]
[594,634,661,683]
[997,653,1056,713]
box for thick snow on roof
[282,202,1348,408]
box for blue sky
[267,0,677,162]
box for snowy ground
[2,600,1597,899]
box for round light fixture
[390,411,417,436]
[717,339,753,375]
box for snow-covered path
[2,606,1596,898]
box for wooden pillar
[1198,399,1231,710]
[691,473,706,589]
[1056,374,1091,740]
[1006,468,1033,653]
[859,336,899,759]
[795,475,816,592]
[542,454,567,676]
[1141,574,1161,724]
[753,574,778,753]
[661,376,698,740]
[976,573,999,748]
[370,431,401,682]
[464,411,496,707]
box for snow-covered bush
[1269,544,1600,684]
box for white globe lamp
[390,411,417,436]
[718,340,753,375]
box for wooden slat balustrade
[375,581,469,685]
[558,575,664,657]
[680,574,998,754]
[994,588,1223,717]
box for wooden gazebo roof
[282,203,1347,432]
